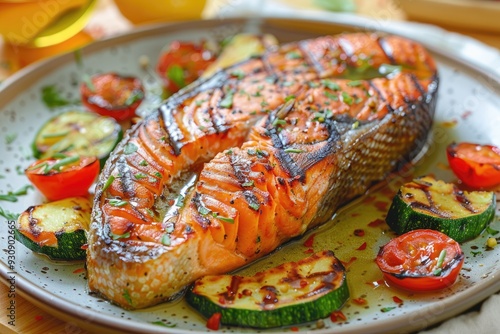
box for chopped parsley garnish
[381,306,396,313]
[198,205,211,216]
[154,172,162,179]
[307,81,320,88]
[284,95,296,102]
[352,121,360,129]
[123,143,138,155]
[139,160,148,166]
[260,100,269,107]
[151,321,176,328]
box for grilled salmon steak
[87,32,438,309]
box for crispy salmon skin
[87,33,438,309]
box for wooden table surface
[1,0,499,333]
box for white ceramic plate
[1,17,499,334]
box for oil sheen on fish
[87,32,438,309]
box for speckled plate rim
[1,16,500,334]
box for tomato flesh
[156,41,216,95]
[25,155,99,201]
[81,72,144,121]
[447,142,500,189]
[376,229,464,291]
[206,312,222,330]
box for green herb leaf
[284,148,304,153]
[217,215,235,224]
[122,289,133,306]
[486,226,499,235]
[284,95,296,102]
[41,85,74,108]
[321,79,340,91]
[154,172,162,179]
[220,90,234,108]
[161,234,171,246]
[123,143,138,155]
[167,64,186,88]
[0,207,19,220]
[324,91,338,101]
[124,90,144,106]
[231,70,245,79]
[347,80,363,87]
[12,185,33,196]
[139,160,148,166]
[46,155,80,173]
[286,51,302,59]
[175,194,185,208]
[249,202,260,211]
[111,232,131,240]
[102,175,115,192]
[109,199,128,207]
[242,180,254,187]
[134,173,147,180]
[379,63,402,76]
[151,321,176,327]
[272,118,287,127]
[341,91,354,105]
[381,306,396,313]
[0,194,17,202]
[198,205,211,216]
[42,131,69,139]
[82,73,95,92]
[5,133,16,145]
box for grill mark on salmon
[87,32,439,309]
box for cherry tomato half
[156,41,216,95]
[447,142,500,189]
[25,155,99,201]
[376,229,464,291]
[81,72,144,121]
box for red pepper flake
[72,268,85,274]
[330,311,347,322]
[300,280,308,288]
[304,248,314,254]
[353,229,365,237]
[80,243,88,250]
[392,296,404,304]
[374,201,388,212]
[206,312,222,331]
[340,257,357,268]
[352,297,367,305]
[461,110,472,120]
[303,234,315,248]
[34,315,44,321]
[168,199,175,206]
[368,218,385,227]
[290,326,300,332]
[356,242,367,251]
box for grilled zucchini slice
[32,110,122,167]
[15,197,91,260]
[186,250,349,328]
[386,175,495,242]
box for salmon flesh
[87,33,438,309]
